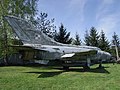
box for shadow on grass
[53,66,110,74]
[26,71,65,78]
[25,67,110,78]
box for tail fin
[4,16,62,46]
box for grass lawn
[0,64,120,90]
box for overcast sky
[37,0,120,41]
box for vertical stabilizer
[4,16,62,46]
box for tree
[112,32,120,47]
[73,32,81,45]
[54,23,72,44]
[89,27,99,47]
[8,0,38,20]
[111,32,120,57]
[0,0,38,64]
[99,30,110,51]
[0,0,10,64]
[84,30,90,46]
[35,12,56,38]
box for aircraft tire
[63,66,69,70]
[83,65,90,71]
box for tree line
[54,25,119,51]
[34,11,120,53]
[53,25,120,58]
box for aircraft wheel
[83,65,90,71]
[98,60,103,68]
[63,66,69,70]
[83,66,90,70]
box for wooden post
[114,40,120,63]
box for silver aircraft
[4,16,112,69]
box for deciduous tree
[0,0,38,64]
[112,32,120,47]
[35,12,56,38]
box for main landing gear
[83,58,91,70]
[63,66,69,70]
[98,60,103,68]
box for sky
[37,0,120,41]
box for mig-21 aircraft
[4,16,112,70]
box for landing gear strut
[98,60,103,68]
[83,62,90,71]
[83,58,91,70]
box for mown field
[0,64,120,90]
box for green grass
[0,64,120,90]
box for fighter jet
[4,16,112,70]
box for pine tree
[54,24,72,44]
[89,27,99,47]
[73,32,81,45]
[84,30,90,46]
[99,30,110,51]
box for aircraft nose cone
[104,51,112,60]
[98,51,112,60]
